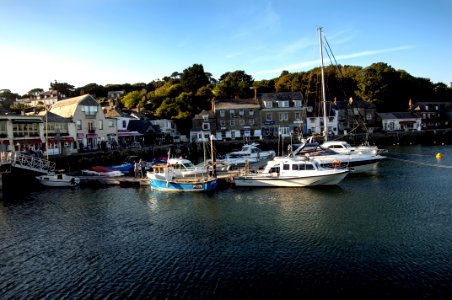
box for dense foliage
[1,62,451,119]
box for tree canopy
[4,62,451,119]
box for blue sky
[1,0,451,95]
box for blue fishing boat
[148,164,218,192]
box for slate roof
[378,112,420,119]
[259,92,304,101]
[50,94,98,118]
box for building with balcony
[50,94,116,150]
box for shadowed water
[0,145,451,299]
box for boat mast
[318,27,328,142]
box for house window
[279,112,289,121]
[229,110,235,117]
[108,120,114,128]
[278,101,289,108]
[266,113,272,121]
[220,120,226,127]
[81,105,98,116]
[98,120,103,130]
[279,127,290,135]
[202,115,209,121]
[366,113,372,121]
[122,120,127,129]
[295,112,301,121]
[230,119,235,126]
[220,110,225,117]
[264,101,273,108]
[0,121,7,135]
[248,119,254,125]
[76,120,82,130]
[239,119,245,126]
[293,100,302,107]
[239,110,244,116]
[202,123,210,130]
[249,109,254,116]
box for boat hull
[150,178,218,192]
[234,170,348,187]
[36,174,80,187]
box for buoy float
[436,153,443,159]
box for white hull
[234,171,348,187]
[36,174,80,187]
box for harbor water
[0,145,451,299]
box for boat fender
[332,159,341,168]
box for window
[366,113,372,121]
[81,105,98,116]
[239,110,244,116]
[202,123,210,130]
[76,120,82,130]
[279,112,289,121]
[248,119,254,125]
[98,120,103,130]
[264,101,273,108]
[283,164,290,170]
[202,115,209,120]
[266,113,272,121]
[295,112,301,120]
[108,120,115,128]
[220,120,226,127]
[239,119,245,126]
[230,119,235,126]
[293,100,302,107]
[229,110,235,117]
[278,101,289,108]
[0,121,7,135]
[248,109,254,116]
[220,110,225,117]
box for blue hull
[150,178,218,192]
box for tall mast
[318,27,328,141]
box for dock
[78,171,239,188]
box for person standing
[134,160,141,178]
[139,158,145,178]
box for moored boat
[148,164,217,192]
[36,173,80,187]
[81,166,124,177]
[233,156,349,187]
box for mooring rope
[385,155,452,169]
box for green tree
[122,90,143,109]
[213,70,254,99]
[180,64,210,93]
[50,80,75,97]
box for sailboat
[292,27,386,173]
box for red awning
[48,137,75,143]
[13,138,42,144]
[0,140,10,145]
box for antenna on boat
[318,26,328,142]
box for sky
[1,0,451,95]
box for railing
[0,152,55,174]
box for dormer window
[202,115,209,121]
[264,101,273,108]
[278,101,289,108]
[293,100,302,107]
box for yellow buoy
[436,153,443,159]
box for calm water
[1,145,451,299]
